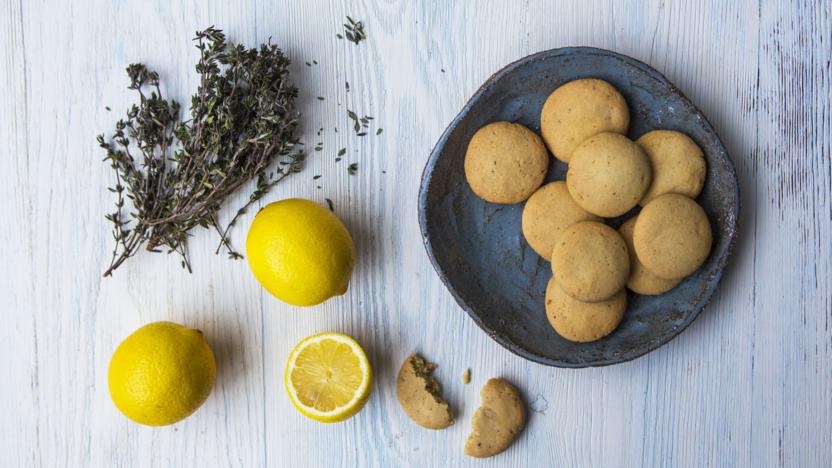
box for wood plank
[0,0,39,466]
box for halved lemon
[284,332,373,423]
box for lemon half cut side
[284,332,372,423]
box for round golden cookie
[539,79,629,162]
[618,217,681,295]
[521,182,601,260]
[545,278,626,342]
[636,130,707,206]
[550,221,629,302]
[464,121,549,204]
[566,133,652,217]
[633,194,713,280]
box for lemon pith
[246,198,355,307]
[284,332,372,423]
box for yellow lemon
[108,321,216,426]
[246,198,355,306]
[284,332,372,423]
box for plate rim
[417,46,741,368]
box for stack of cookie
[464,78,713,343]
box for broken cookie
[464,378,526,458]
[396,353,454,429]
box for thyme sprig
[98,26,303,277]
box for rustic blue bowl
[418,47,739,367]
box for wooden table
[2,1,830,466]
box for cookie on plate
[464,121,549,204]
[636,130,707,205]
[539,78,629,162]
[618,217,681,295]
[545,278,626,342]
[633,194,713,280]
[521,181,601,260]
[566,132,652,217]
[550,221,629,302]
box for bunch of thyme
[98,26,303,277]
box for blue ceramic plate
[418,47,739,367]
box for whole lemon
[108,321,216,426]
[246,198,355,306]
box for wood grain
[0,0,829,466]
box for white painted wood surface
[1,0,830,466]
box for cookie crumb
[462,368,471,384]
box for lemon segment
[284,332,372,423]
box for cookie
[636,130,707,205]
[633,194,713,279]
[396,353,454,430]
[539,78,629,162]
[618,217,681,295]
[545,278,626,342]
[464,378,526,458]
[550,221,629,302]
[566,132,652,217]
[521,182,601,260]
[464,121,549,204]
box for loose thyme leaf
[337,148,346,156]
[342,16,366,44]
[348,163,358,175]
[347,109,361,132]
[325,198,334,212]
[98,27,302,277]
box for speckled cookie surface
[618,217,681,295]
[636,130,707,205]
[396,353,454,430]
[545,278,626,342]
[464,121,549,204]
[550,221,629,302]
[566,132,652,217]
[539,78,629,162]
[521,182,601,260]
[633,194,713,280]
[464,378,526,458]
